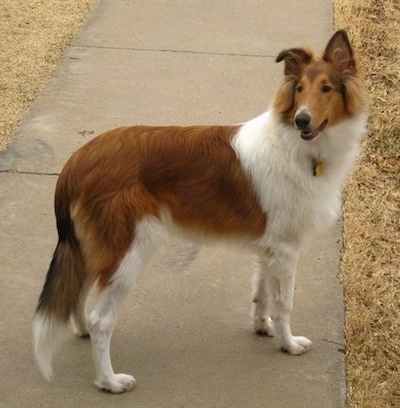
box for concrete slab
[0,0,345,407]
[74,0,332,55]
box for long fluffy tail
[33,201,85,380]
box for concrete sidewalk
[0,1,345,407]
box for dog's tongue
[300,129,319,140]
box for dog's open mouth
[300,119,328,140]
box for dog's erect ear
[275,48,313,76]
[323,30,356,74]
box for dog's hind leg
[261,245,312,355]
[88,280,136,393]
[71,278,95,337]
[88,217,164,393]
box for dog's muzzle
[295,113,328,140]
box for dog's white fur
[234,110,365,236]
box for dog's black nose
[295,112,311,130]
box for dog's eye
[322,85,332,93]
[296,85,303,93]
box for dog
[33,30,366,393]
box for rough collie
[33,30,366,393]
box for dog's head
[273,30,366,140]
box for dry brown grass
[1,0,398,406]
[0,0,99,151]
[334,0,400,407]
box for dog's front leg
[261,246,312,355]
[252,258,274,336]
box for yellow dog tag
[313,162,323,177]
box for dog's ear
[323,30,356,74]
[275,48,313,76]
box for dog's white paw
[95,373,136,394]
[254,316,275,337]
[280,336,312,355]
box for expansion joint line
[72,44,274,59]
[0,169,60,177]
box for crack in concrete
[72,44,275,59]
[0,169,59,177]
